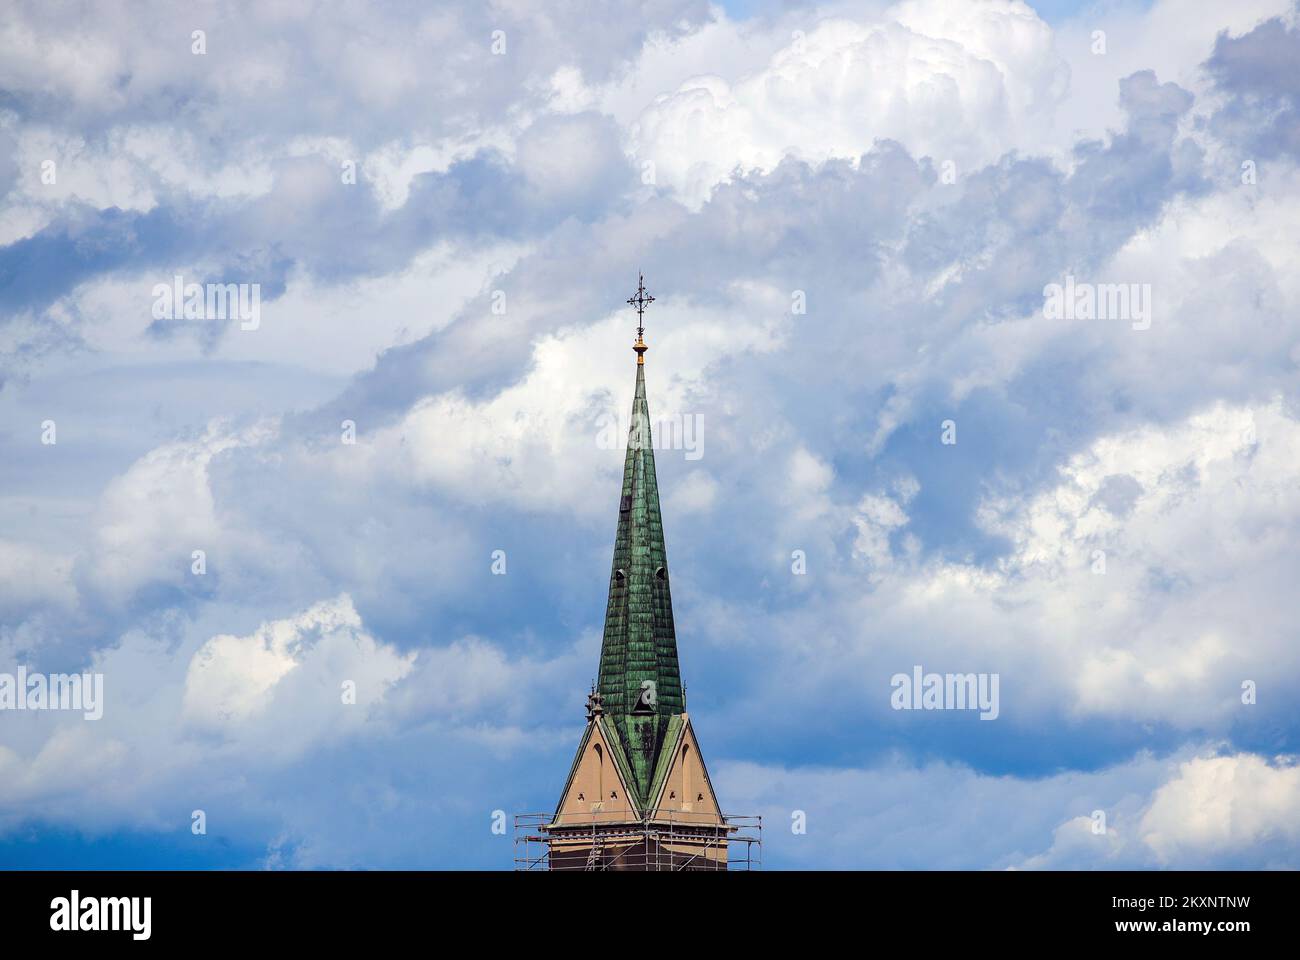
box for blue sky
[1,0,1299,870]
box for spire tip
[626,273,654,364]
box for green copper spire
[595,284,684,804]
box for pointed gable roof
[551,714,642,824]
[645,715,724,821]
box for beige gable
[554,721,638,826]
[649,719,722,824]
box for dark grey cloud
[0,113,637,355]
[1206,14,1300,160]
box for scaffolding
[514,811,762,871]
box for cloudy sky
[2,0,1299,869]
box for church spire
[533,276,748,870]
[594,274,683,802]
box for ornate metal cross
[626,272,654,339]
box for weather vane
[627,272,654,340]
